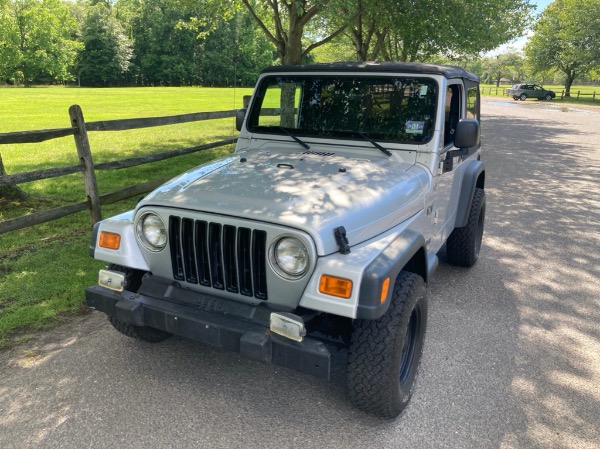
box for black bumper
[85,284,331,380]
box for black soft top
[261,61,479,83]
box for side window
[444,84,462,147]
[467,87,478,120]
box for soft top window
[247,75,438,144]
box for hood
[140,150,425,255]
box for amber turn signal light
[319,275,353,299]
[380,277,390,303]
[99,231,121,250]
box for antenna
[232,2,238,140]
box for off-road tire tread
[446,188,486,267]
[347,272,427,418]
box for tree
[201,11,275,86]
[375,0,534,62]
[0,0,81,85]
[78,2,133,86]
[338,0,388,61]
[526,0,600,97]
[133,0,197,85]
[320,0,533,63]
[481,51,526,86]
[241,0,349,65]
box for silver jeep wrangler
[86,62,485,418]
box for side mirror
[236,108,247,132]
[443,119,481,173]
[454,119,480,148]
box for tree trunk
[564,72,575,97]
[0,153,27,200]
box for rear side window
[467,87,478,120]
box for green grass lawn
[480,83,600,105]
[0,86,253,347]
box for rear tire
[106,264,173,343]
[519,93,527,101]
[347,271,427,418]
[446,188,486,267]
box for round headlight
[137,213,167,251]
[273,237,309,277]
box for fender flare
[356,229,428,320]
[455,160,485,228]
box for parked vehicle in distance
[85,62,486,419]
[509,83,556,101]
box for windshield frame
[246,74,440,146]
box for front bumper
[85,280,331,380]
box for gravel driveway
[1,98,599,449]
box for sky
[491,0,553,54]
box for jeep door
[434,80,479,240]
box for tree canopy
[0,0,81,85]
[525,0,600,96]
[2,0,598,88]
[78,2,132,86]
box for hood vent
[302,150,335,157]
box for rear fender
[455,161,485,228]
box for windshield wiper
[358,132,392,157]
[277,126,310,150]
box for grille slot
[169,216,184,281]
[252,230,268,300]
[182,218,197,284]
[223,225,238,293]
[208,223,224,290]
[194,221,211,286]
[169,217,268,300]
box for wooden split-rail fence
[0,105,240,235]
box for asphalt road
[1,98,599,449]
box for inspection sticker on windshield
[406,121,425,134]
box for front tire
[108,316,172,342]
[106,264,173,343]
[446,188,486,267]
[347,271,427,418]
[519,93,527,101]
[544,93,553,101]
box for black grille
[169,217,268,300]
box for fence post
[69,104,102,226]
[593,91,596,102]
[577,91,580,101]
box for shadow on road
[481,112,600,448]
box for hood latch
[334,226,351,255]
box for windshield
[247,75,438,144]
